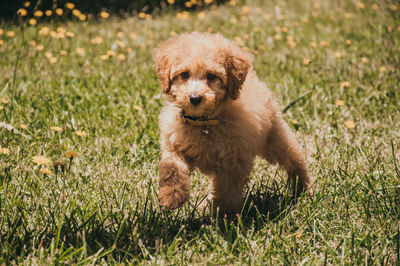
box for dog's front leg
[158,153,191,210]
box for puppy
[155,32,313,215]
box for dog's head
[155,32,252,117]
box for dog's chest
[172,125,248,172]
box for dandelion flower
[0,148,10,155]
[205,0,213,3]
[6,31,15,37]
[345,40,351,45]
[36,44,44,51]
[356,2,365,9]
[228,0,236,6]
[129,32,137,39]
[100,54,109,60]
[344,13,351,18]
[335,99,344,106]
[207,27,213,33]
[116,40,125,47]
[38,27,49,35]
[340,81,351,88]
[100,11,110,19]
[390,5,398,11]
[20,123,27,129]
[72,9,81,17]
[1,97,8,104]
[241,6,251,16]
[273,34,281,41]
[319,40,329,47]
[0,29,3,35]
[303,58,311,65]
[76,47,84,56]
[32,155,52,166]
[387,26,393,32]
[361,57,368,63]
[176,11,189,20]
[56,8,64,16]
[185,2,193,8]
[75,130,87,137]
[371,4,379,10]
[134,105,142,111]
[117,54,126,61]
[28,18,37,26]
[90,36,103,44]
[24,1,31,7]
[17,8,28,16]
[138,12,147,19]
[50,126,63,132]
[334,52,342,58]
[107,50,116,57]
[45,10,52,16]
[60,50,67,55]
[79,14,86,21]
[40,167,53,175]
[65,31,75,38]
[34,10,43,17]
[198,12,206,19]
[167,0,175,4]
[117,31,124,38]
[379,66,387,72]
[344,120,356,129]
[309,41,317,48]
[66,2,75,9]
[65,151,79,158]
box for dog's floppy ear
[154,46,172,94]
[224,51,250,100]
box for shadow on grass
[0,179,297,263]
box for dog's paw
[158,185,189,210]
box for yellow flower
[241,6,250,16]
[24,1,31,7]
[36,44,44,51]
[335,99,344,106]
[6,31,15,37]
[345,39,351,45]
[66,2,75,9]
[56,8,64,16]
[361,57,368,63]
[228,0,236,6]
[28,18,37,26]
[334,52,342,58]
[100,54,109,60]
[371,4,379,10]
[34,10,43,17]
[176,11,189,20]
[390,5,398,11]
[38,26,49,35]
[356,2,365,9]
[90,36,103,44]
[207,27,213,33]
[138,12,147,19]
[309,41,317,48]
[60,50,67,55]
[49,57,57,64]
[273,34,281,41]
[185,2,193,8]
[0,40,3,46]
[344,13,351,18]
[117,31,124,38]
[20,123,27,129]
[205,0,213,3]
[344,120,356,129]
[197,11,206,19]
[319,40,329,47]
[0,148,10,155]
[134,105,142,111]
[387,26,393,32]
[117,54,126,61]
[65,31,75,38]
[79,14,86,21]
[116,40,125,47]
[72,9,81,17]
[1,97,8,104]
[76,47,84,56]
[100,11,110,19]
[167,0,175,4]
[303,58,311,65]
[340,81,351,88]
[17,8,28,16]
[32,155,52,166]
[75,130,87,137]
[45,10,52,16]
[50,126,63,132]
[31,41,37,47]
[40,167,53,175]
[107,50,116,57]
[129,32,137,39]
[65,151,79,158]
[379,66,387,72]
[0,29,3,35]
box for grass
[0,0,399,264]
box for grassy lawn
[0,0,399,264]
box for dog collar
[179,112,220,126]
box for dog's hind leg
[263,115,313,194]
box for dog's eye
[181,72,189,79]
[206,73,216,81]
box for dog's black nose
[189,95,203,106]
